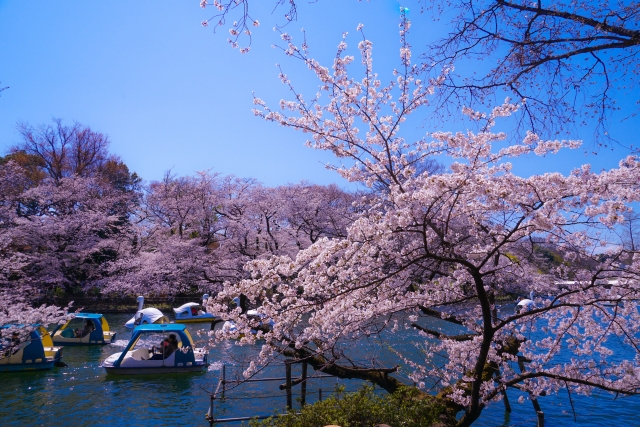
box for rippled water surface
[0,311,638,426]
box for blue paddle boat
[100,324,208,374]
[0,326,63,372]
[51,313,116,345]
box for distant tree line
[0,119,360,305]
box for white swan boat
[173,294,216,323]
[125,296,169,329]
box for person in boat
[151,339,169,359]
[163,336,176,357]
[1,332,21,357]
[168,334,179,351]
[10,332,20,347]
[150,337,176,360]
[76,320,95,338]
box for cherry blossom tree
[279,182,355,248]
[0,162,33,291]
[200,0,640,142]
[11,175,136,293]
[0,137,140,297]
[1,121,143,302]
[101,171,226,296]
[102,172,356,296]
[0,162,71,338]
[219,180,355,257]
[208,21,640,426]
[0,289,69,345]
[205,178,355,288]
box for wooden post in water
[537,411,544,427]
[285,360,293,409]
[300,362,308,407]
[501,390,511,413]
[208,394,214,427]
[221,364,226,400]
[319,388,322,401]
[518,357,542,413]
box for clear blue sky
[0,1,635,187]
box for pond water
[0,310,638,426]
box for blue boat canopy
[133,323,188,332]
[1,323,40,329]
[74,313,104,319]
[125,324,195,355]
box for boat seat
[0,347,24,364]
[60,329,76,338]
[131,348,151,361]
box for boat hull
[52,333,116,346]
[0,361,55,372]
[104,364,207,375]
[53,340,110,346]
[173,317,215,324]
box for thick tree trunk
[279,334,523,426]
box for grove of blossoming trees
[101,173,356,296]
[0,161,70,333]
[0,121,143,332]
[206,20,640,427]
[1,122,357,334]
[1,2,638,424]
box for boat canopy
[52,313,115,344]
[133,323,188,332]
[120,324,196,355]
[59,313,110,331]
[173,302,200,314]
[74,313,103,319]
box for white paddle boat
[100,323,208,374]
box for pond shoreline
[41,295,205,313]
[43,295,522,314]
